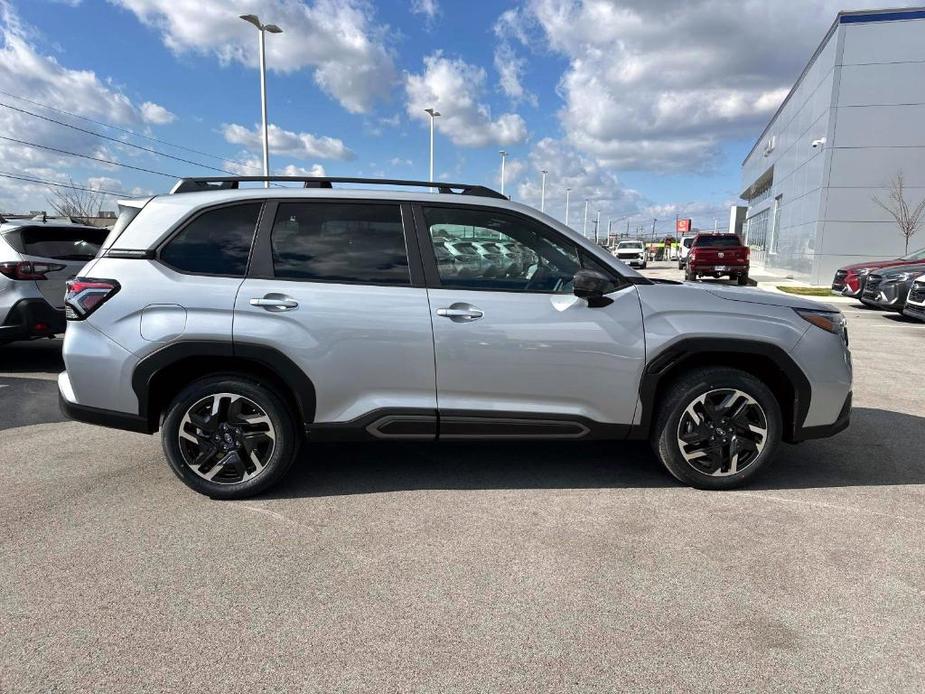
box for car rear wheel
[651,367,781,489]
[737,273,749,286]
[161,375,299,499]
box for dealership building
[739,7,925,284]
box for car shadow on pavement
[0,339,64,374]
[270,407,925,498]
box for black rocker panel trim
[308,408,438,441]
[59,393,152,434]
[636,337,813,443]
[132,340,317,429]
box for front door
[234,200,437,433]
[416,204,646,436]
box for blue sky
[0,0,916,235]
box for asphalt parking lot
[2,263,923,693]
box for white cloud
[139,101,176,125]
[511,138,644,230]
[0,3,173,210]
[222,123,354,161]
[493,43,536,107]
[278,163,326,177]
[516,0,920,171]
[410,0,439,21]
[405,52,528,148]
[111,0,397,114]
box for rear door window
[160,203,262,276]
[270,202,410,285]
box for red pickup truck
[684,233,750,285]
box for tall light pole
[582,199,589,238]
[240,14,283,188]
[424,107,441,183]
[595,209,601,244]
[540,170,548,212]
[499,150,507,196]
[651,217,657,239]
[565,188,571,225]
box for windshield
[694,235,742,248]
[900,246,925,261]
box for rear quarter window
[160,203,262,276]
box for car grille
[909,281,925,304]
[862,274,882,299]
[831,269,847,290]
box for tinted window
[161,203,261,276]
[424,206,618,293]
[7,226,108,260]
[271,203,409,285]
[693,235,742,248]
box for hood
[872,262,925,278]
[702,284,839,312]
[839,257,907,272]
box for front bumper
[861,279,911,310]
[0,298,65,343]
[793,391,852,442]
[902,303,925,322]
[617,256,646,267]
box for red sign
[676,218,692,234]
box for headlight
[856,268,871,276]
[795,308,848,342]
[889,271,916,282]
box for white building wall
[740,11,925,284]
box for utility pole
[424,108,441,183]
[651,217,657,239]
[499,150,507,196]
[564,188,571,226]
[595,209,601,244]
[582,199,589,238]
[540,170,548,212]
[240,14,283,187]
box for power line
[0,135,180,178]
[0,170,130,197]
[0,87,251,169]
[0,101,239,175]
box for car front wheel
[651,367,782,489]
[161,375,299,499]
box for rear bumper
[689,264,748,274]
[0,298,65,343]
[58,371,152,433]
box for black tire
[651,367,782,490]
[737,273,749,286]
[161,375,299,499]
[685,268,696,281]
[640,262,647,270]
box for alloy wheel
[676,388,768,477]
[177,393,276,484]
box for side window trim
[156,200,266,278]
[245,198,424,288]
[411,201,627,294]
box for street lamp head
[264,24,283,34]
[499,150,507,157]
[541,169,548,174]
[424,108,441,118]
[240,14,262,29]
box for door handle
[250,295,298,312]
[436,303,483,322]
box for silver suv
[59,177,853,498]
[1,216,108,345]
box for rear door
[415,203,646,434]
[11,225,108,307]
[234,199,437,431]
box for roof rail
[169,176,507,200]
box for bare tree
[872,172,925,255]
[46,179,104,224]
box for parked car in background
[685,233,750,285]
[902,273,925,322]
[613,239,647,268]
[59,175,852,499]
[1,217,108,346]
[677,236,694,269]
[860,263,925,311]
[831,245,925,297]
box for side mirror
[573,269,613,308]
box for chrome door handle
[250,295,298,311]
[436,303,483,322]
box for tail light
[0,261,66,280]
[64,277,120,320]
